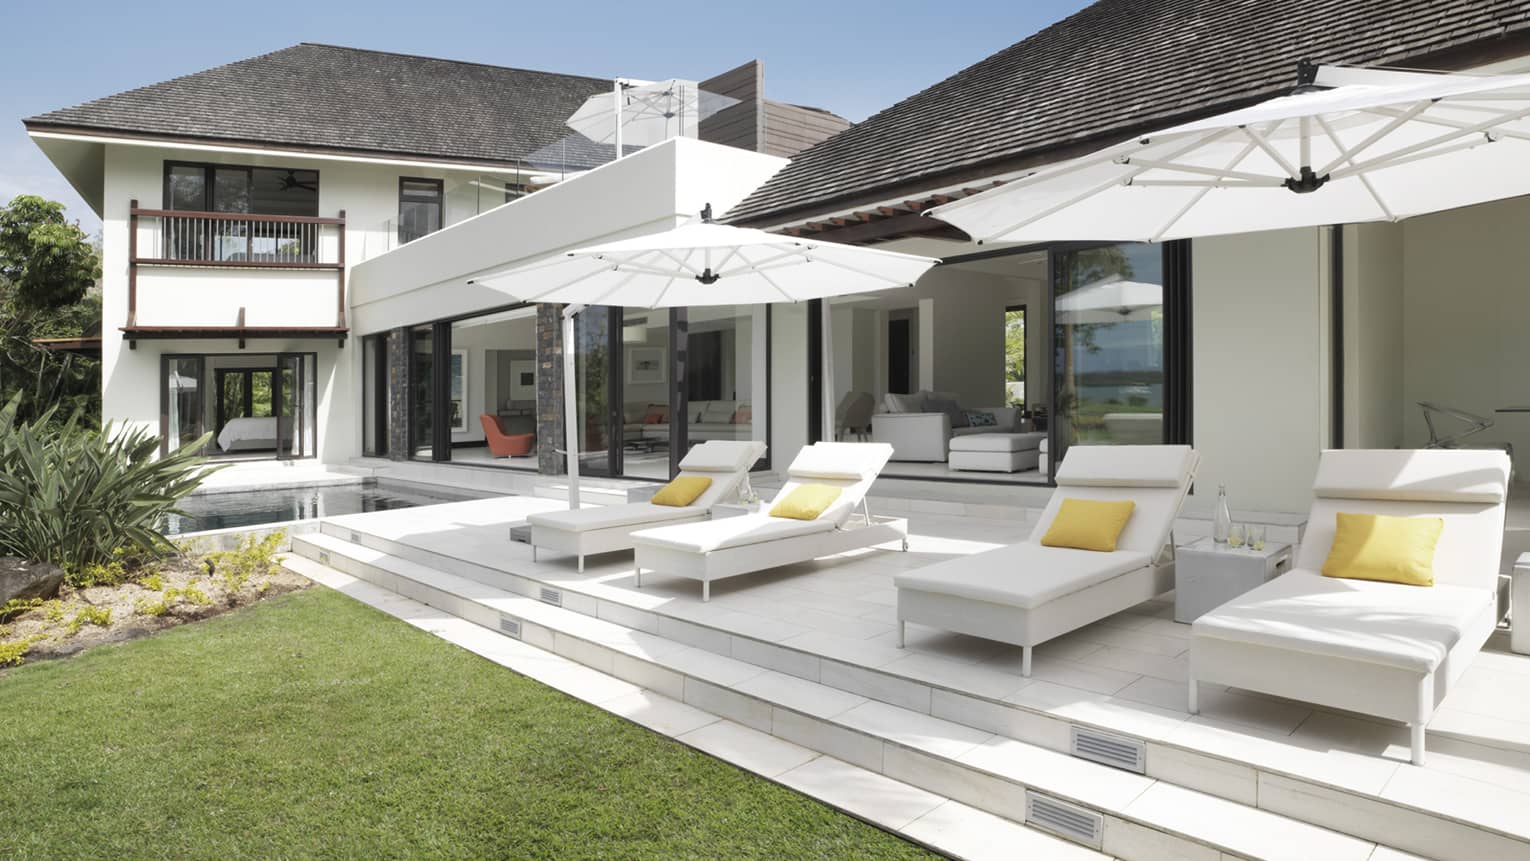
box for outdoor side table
[1174,537,1292,624]
[1513,553,1530,655]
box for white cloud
[0,131,100,236]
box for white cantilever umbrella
[930,65,1530,244]
[567,79,740,153]
[472,208,940,508]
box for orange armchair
[480,414,535,457]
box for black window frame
[398,176,445,245]
[161,160,320,216]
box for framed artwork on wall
[628,346,666,385]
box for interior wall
[1193,228,1326,513]
[449,315,536,444]
[771,302,809,465]
[1344,222,1405,450]
[1401,195,1530,463]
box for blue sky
[2,0,1090,233]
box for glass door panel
[164,356,205,454]
[1053,243,1165,466]
[410,325,435,459]
[574,307,618,476]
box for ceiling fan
[277,170,318,192]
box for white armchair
[871,391,1022,462]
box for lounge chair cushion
[1191,569,1495,672]
[527,502,703,533]
[769,483,843,520]
[1321,513,1443,586]
[651,476,712,507]
[678,440,766,473]
[1040,498,1136,552]
[631,514,836,553]
[893,544,1153,609]
[1054,445,1197,489]
[1312,448,1510,504]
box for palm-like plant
[0,394,220,571]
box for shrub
[138,573,164,592]
[0,597,43,622]
[0,635,45,667]
[0,393,219,571]
[200,532,284,601]
[65,606,111,635]
[135,585,209,617]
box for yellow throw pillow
[1321,513,1444,587]
[650,476,712,507]
[768,483,843,521]
[1039,498,1136,552]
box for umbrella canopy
[566,79,739,149]
[474,217,938,308]
[474,209,940,508]
[930,66,1530,244]
[1056,276,1162,325]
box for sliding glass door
[162,352,317,459]
[1052,243,1166,465]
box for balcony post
[127,200,138,328]
[336,210,347,334]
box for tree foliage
[0,195,102,425]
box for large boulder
[0,557,66,605]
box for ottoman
[948,432,1045,473]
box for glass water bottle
[1213,484,1232,545]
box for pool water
[162,480,493,535]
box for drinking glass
[1248,525,1266,551]
[1228,524,1246,548]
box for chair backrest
[479,414,506,440]
[1028,445,1200,556]
[674,440,768,508]
[774,441,895,525]
[845,392,875,427]
[1295,448,1510,588]
[1419,402,1494,449]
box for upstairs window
[163,162,319,216]
[398,178,443,245]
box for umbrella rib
[1332,135,1504,180]
[1149,138,1262,242]
[1237,122,1301,179]
[1120,158,1287,184]
[586,269,645,307]
[1316,116,1397,221]
[1313,99,1434,176]
[718,247,808,276]
[656,248,705,277]
[500,263,613,303]
[1126,179,1284,187]
[1360,105,1530,143]
[987,128,1238,237]
[734,246,799,303]
[806,254,919,287]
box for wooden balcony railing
[126,200,348,336]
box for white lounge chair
[893,445,1199,677]
[630,442,905,601]
[1189,448,1510,766]
[527,440,766,572]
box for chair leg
[634,567,642,588]
[531,546,538,562]
[1188,678,1199,714]
[702,580,710,602]
[1410,723,1427,766]
[897,620,905,648]
[578,554,585,574]
[1022,645,1032,678]
[1412,674,1431,766]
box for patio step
[280,552,1108,861]
[291,531,1422,861]
[306,517,1530,861]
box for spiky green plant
[0,394,220,571]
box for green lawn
[0,588,935,860]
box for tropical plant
[0,394,219,572]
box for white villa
[27,4,1530,859]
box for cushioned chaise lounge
[1189,448,1510,766]
[526,440,765,572]
[893,445,1199,676]
[630,442,904,601]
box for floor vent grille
[317,551,330,565]
[1071,725,1146,773]
[1026,792,1103,849]
[499,615,522,639]
[349,531,361,543]
[539,587,562,607]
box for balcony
[125,201,348,346]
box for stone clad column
[386,327,410,461]
[536,303,566,475]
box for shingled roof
[729,0,1530,226]
[24,43,616,168]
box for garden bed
[1,533,307,666]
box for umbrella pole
[613,81,624,159]
[563,304,583,509]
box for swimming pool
[162,479,494,535]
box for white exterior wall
[97,142,505,462]
[1344,222,1405,449]
[1193,228,1328,513]
[771,302,810,468]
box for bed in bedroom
[216,416,289,453]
